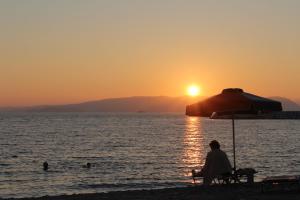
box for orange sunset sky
[1,0,300,107]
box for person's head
[43,161,48,171]
[209,140,220,150]
[86,163,91,168]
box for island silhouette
[0,94,299,113]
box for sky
[0,0,300,106]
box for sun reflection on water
[182,117,205,176]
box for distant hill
[2,95,298,113]
[269,96,300,111]
[1,96,204,113]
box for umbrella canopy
[186,88,282,117]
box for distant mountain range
[1,96,299,113]
[0,96,203,113]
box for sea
[0,112,299,198]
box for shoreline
[2,183,299,200]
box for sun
[187,85,200,97]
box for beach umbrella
[188,88,282,183]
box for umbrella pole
[232,115,236,171]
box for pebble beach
[2,183,299,200]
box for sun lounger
[261,175,300,192]
[191,169,237,184]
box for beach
[2,183,299,200]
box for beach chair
[192,168,257,185]
[191,169,237,184]
[214,172,238,184]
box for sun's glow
[187,85,200,97]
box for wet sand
[2,183,299,200]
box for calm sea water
[0,112,299,198]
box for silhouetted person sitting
[200,140,232,185]
[43,161,48,171]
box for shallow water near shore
[0,112,299,198]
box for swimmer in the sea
[82,162,91,169]
[43,161,48,171]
